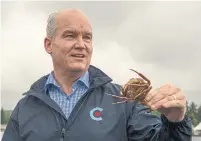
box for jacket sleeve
[127,102,192,141]
[2,103,21,141]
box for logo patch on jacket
[90,107,103,121]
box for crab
[107,69,152,106]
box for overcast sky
[1,1,201,110]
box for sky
[1,1,201,110]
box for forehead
[56,12,92,33]
[61,25,92,34]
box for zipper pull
[60,128,65,141]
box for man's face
[45,11,93,73]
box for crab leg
[129,69,151,85]
[105,93,134,100]
[123,83,149,94]
[123,84,148,93]
[112,101,127,104]
[133,86,152,99]
[127,84,149,87]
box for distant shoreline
[193,135,201,137]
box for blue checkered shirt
[44,71,89,119]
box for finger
[145,88,160,102]
[148,90,168,105]
[145,84,172,102]
[161,99,186,109]
[149,87,180,105]
[153,92,185,109]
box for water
[0,132,201,140]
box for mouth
[71,54,85,58]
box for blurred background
[1,1,201,139]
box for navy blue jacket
[2,65,192,141]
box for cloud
[115,2,201,70]
[113,2,201,91]
[2,2,52,109]
[91,41,155,84]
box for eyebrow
[62,29,92,37]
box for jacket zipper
[59,90,92,141]
[60,128,65,141]
[63,82,111,130]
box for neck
[53,69,86,95]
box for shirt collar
[77,70,90,88]
[44,70,90,92]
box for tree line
[1,108,12,125]
[1,101,201,127]
[186,101,201,127]
[152,101,201,127]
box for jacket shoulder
[102,82,122,96]
[8,95,29,123]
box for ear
[44,37,52,54]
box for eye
[83,35,92,41]
[65,34,75,39]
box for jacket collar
[23,65,112,95]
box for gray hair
[46,9,90,38]
[46,12,57,39]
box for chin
[69,64,88,72]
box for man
[2,9,192,141]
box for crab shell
[120,78,151,104]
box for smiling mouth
[71,54,85,58]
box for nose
[75,36,85,49]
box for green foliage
[152,110,161,116]
[1,108,12,124]
[151,101,201,127]
[1,108,6,124]
[186,102,201,126]
[197,106,201,123]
